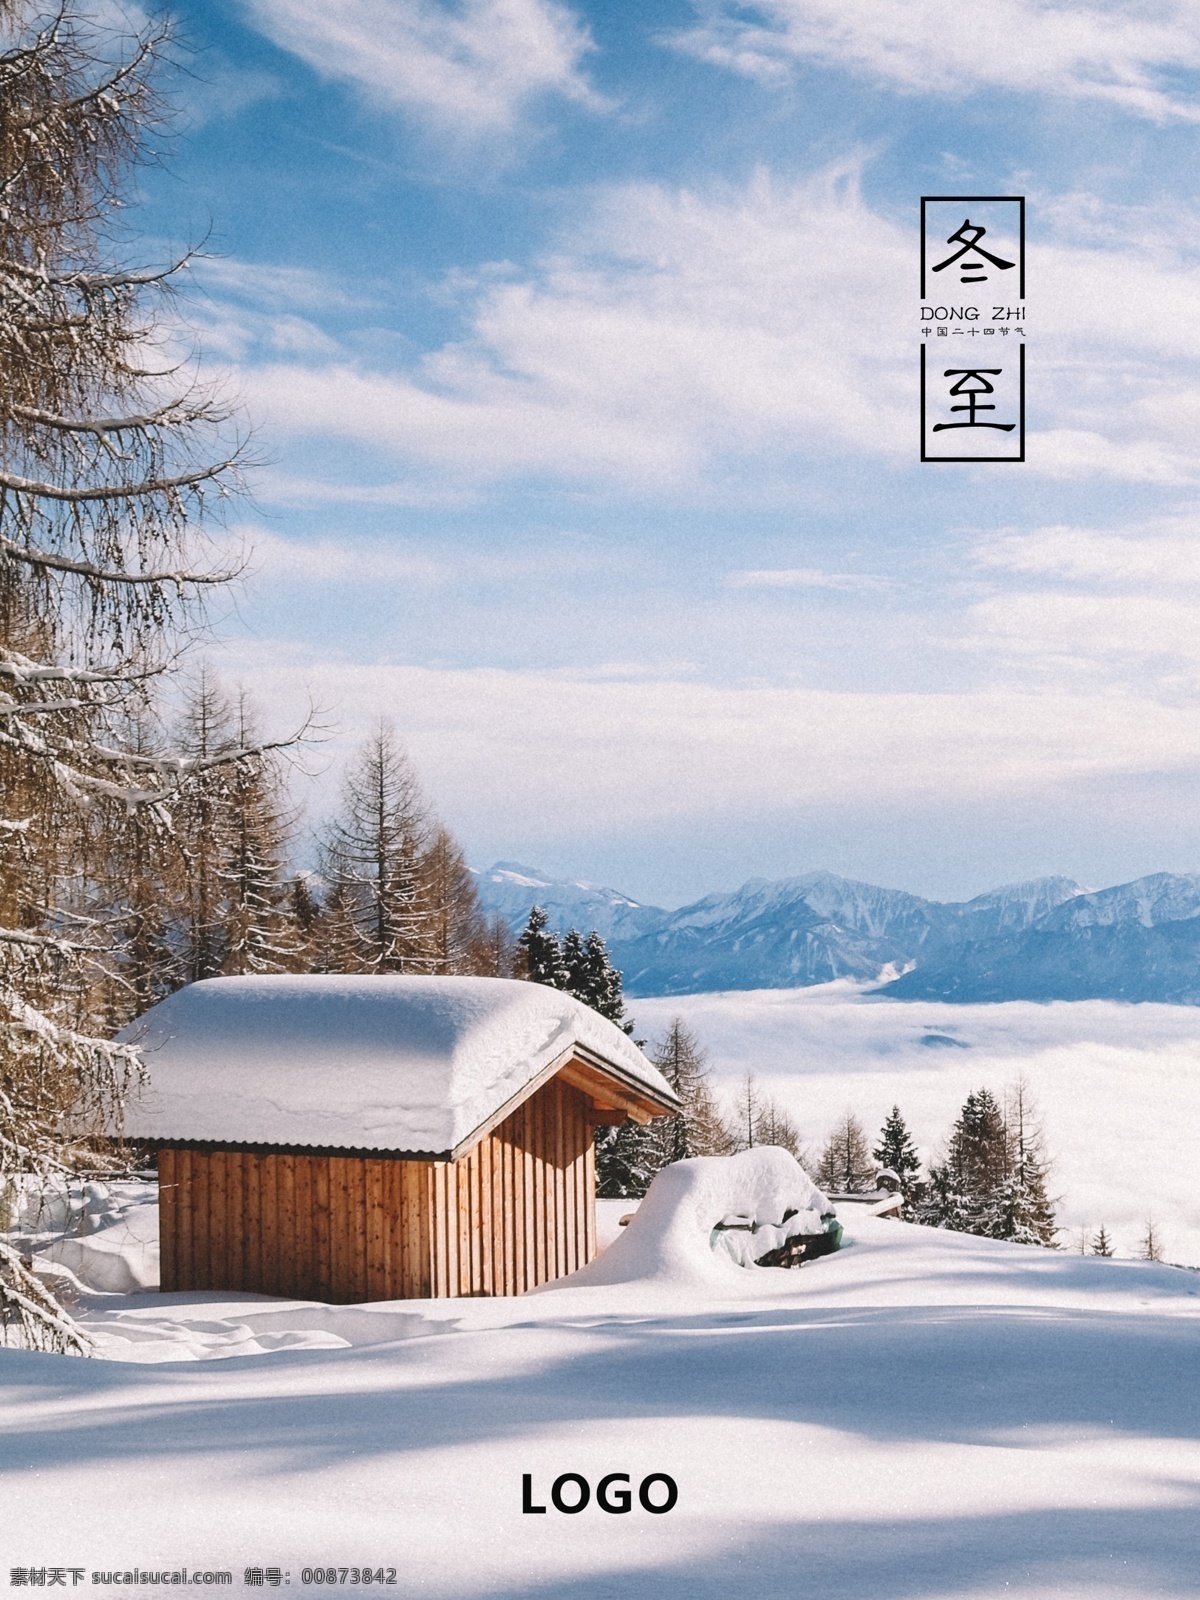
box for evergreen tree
[561,928,588,996]
[1092,1226,1114,1257]
[816,1111,876,1193]
[996,1078,1057,1247]
[287,874,322,971]
[517,905,569,989]
[594,1116,661,1200]
[873,1105,922,1210]
[172,667,238,982]
[916,1083,1058,1246]
[581,930,629,1027]
[218,693,301,977]
[916,1088,1008,1236]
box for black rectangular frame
[920,342,1025,463]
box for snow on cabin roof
[117,975,678,1157]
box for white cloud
[202,171,1200,491]
[976,518,1200,586]
[235,524,609,586]
[962,516,1200,687]
[222,653,1200,839]
[237,166,914,485]
[726,568,890,591]
[241,0,600,135]
[672,0,1200,122]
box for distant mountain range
[471,862,1200,1004]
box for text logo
[522,1472,678,1515]
[920,197,1025,462]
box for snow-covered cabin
[119,975,679,1304]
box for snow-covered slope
[611,870,1085,996]
[472,858,1200,1002]
[886,872,1200,1002]
[471,861,664,942]
[4,1211,1199,1599]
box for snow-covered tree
[0,0,299,1350]
[217,691,303,976]
[995,1078,1057,1247]
[517,905,568,989]
[916,1084,1058,1246]
[873,1105,922,1210]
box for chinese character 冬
[931,368,1015,432]
[931,219,1015,284]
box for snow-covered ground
[635,984,1200,1264]
[4,1152,1200,1599]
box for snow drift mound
[554,1148,839,1290]
[4,1178,159,1294]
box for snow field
[634,984,1200,1264]
[4,1216,1200,1599]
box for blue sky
[135,0,1200,905]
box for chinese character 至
[931,368,1015,432]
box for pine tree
[594,1116,661,1200]
[173,668,237,982]
[1092,1226,1114,1257]
[517,905,569,989]
[218,692,301,976]
[287,874,322,971]
[917,1088,1008,1236]
[996,1078,1057,1247]
[916,1084,1058,1246]
[815,1111,875,1193]
[561,928,588,996]
[873,1105,922,1210]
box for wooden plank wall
[158,1074,598,1302]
